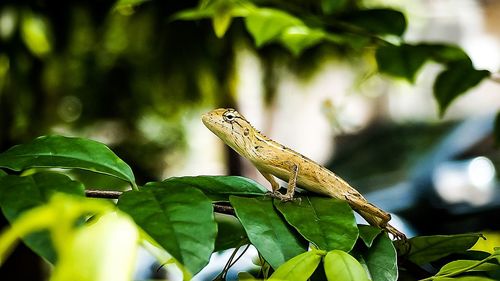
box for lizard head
[202,108,255,157]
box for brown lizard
[202,108,406,240]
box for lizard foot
[385,224,411,255]
[266,191,300,203]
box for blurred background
[0,0,499,280]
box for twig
[85,189,236,215]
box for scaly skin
[202,108,406,240]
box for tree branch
[85,189,235,215]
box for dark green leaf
[437,260,500,276]
[245,8,302,47]
[321,0,349,14]
[434,60,490,116]
[214,213,247,252]
[407,233,483,265]
[0,173,85,263]
[375,44,429,82]
[0,135,136,186]
[0,170,5,177]
[274,196,358,252]
[162,176,267,201]
[421,43,469,63]
[435,276,497,281]
[358,225,382,248]
[355,234,398,281]
[229,196,307,269]
[117,183,217,275]
[270,250,323,281]
[324,250,369,281]
[340,9,406,36]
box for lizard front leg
[282,163,299,201]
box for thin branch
[85,189,236,215]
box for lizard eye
[223,111,236,122]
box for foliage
[0,136,498,281]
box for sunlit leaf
[274,196,358,252]
[270,250,323,281]
[358,225,382,248]
[434,276,497,281]
[51,212,139,281]
[407,233,483,265]
[21,12,52,57]
[434,60,490,116]
[279,26,325,56]
[0,173,85,263]
[245,8,302,47]
[229,196,307,269]
[340,9,406,36]
[162,176,267,201]
[324,250,370,281]
[117,183,216,275]
[436,259,500,276]
[0,135,136,187]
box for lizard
[202,108,406,240]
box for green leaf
[214,213,247,251]
[435,277,497,281]
[407,233,483,265]
[113,0,150,10]
[434,60,490,116]
[229,196,307,269]
[274,196,358,252]
[162,176,267,201]
[0,173,85,263]
[358,225,382,248]
[0,170,6,177]
[355,234,398,281]
[437,260,500,276]
[321,0,349,14]
[324,250,370,281]
[117,183,217,275]
[0,135,136,186]
[279,26,325,56]
[340,9,406,36]
[244,8,302,47]
[375,44,429,83]
[270,250,323,281]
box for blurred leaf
[355,234,397,281]
[321,0,349,14]
[436,260,500,276]
[434,60,490,116]
[0,173,85,263]
[0,135,136,187]
[0,170,5,177]
[229,196,307,269]
[358,225,382,248]
[494,111,500,147]
[117,183,217,275]
[214,213,247,251]
[245,8,302,47]
[340,9,406,36]
[407,233,483,265]
[51,212,139,281]
[422,44,469,63]
[270,250,323,281]
[274,196,358,252]
[324,250,370,281]
[163,176,267,201]
[21,11,52,58]
[173,0,252,37]
[375,44,429,83]
[280,26,325,56]
[434,277,497,281]
[113,0,150,10]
